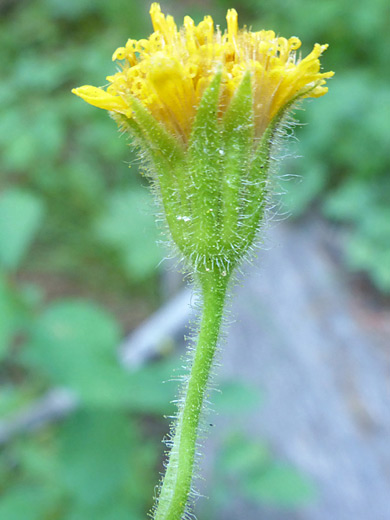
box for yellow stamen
[226,9,238,41]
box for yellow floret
[73,3,334,141]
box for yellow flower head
[73,3,333,141]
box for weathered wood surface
[198,217,390,520]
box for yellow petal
[71,86,128,114]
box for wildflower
[73,4,332,274]
[73,5,333,520]
[74,4,332,140]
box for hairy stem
[153,268,230,520]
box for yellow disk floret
[73,3,333,140]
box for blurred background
[1,0,389,519]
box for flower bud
[72,3,333,274]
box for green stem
[153,268,230,520]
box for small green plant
[73,3,332,518]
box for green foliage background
[1,0,389,518]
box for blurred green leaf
[59,410,133,506]
[67,503,143,520]
[95,188,163,282]
[347,232,390,291]
[44,0,98,20]
[323,179,375,223]
[22,299,182,412]
[324,180,390,290]
[22,300,126,405]
[215,433,316,509]
[283,163,328,217]
[0,485,52,520]
[0,189,44,271]
[59,410,156,517]
[0,385,33,417]
[243,464,316,507]
[213,380,263,413]
[0,272,17,356]
[218,434,270,476]
[16,437,60,484]
[125,356,181,415]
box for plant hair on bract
[114,92,299,273]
